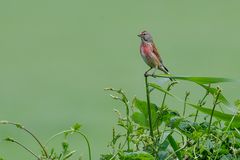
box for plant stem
[5,138,40,159]
[161,91,167,110]
[76,131,92,160]
[119,89,131,151]
[156,87,168,141]
[144,75,154,139]
[124,100,131,151]
[183,92,190,117]
[112,128,116,154]
[194,84,210,122]
[208,89,221,134]
[45,129,72,146]
[157,83,174,140]
[104,88,131,151]
[44,129,92,160]
[109,139,128,160]
[160,82,177,110]
[1,121,48,157]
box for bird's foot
[151,74,157,78]
[144,72,156,78]
[144,72,148,77]
[144,68,152,77]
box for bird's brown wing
[152,43,163,63]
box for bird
[137,30,173,80]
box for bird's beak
[137,34,142,37]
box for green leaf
[158,140,170,160]
[149,83,174,97]
[63,150,76,160]
[160,130,172,144]
[154,74,232,84]
[132,98,158,129]
[131,112,148,128]
[4,137,14,142]
[72,123,81,131]
[199,84,230,105]
[149,83,183,102]
[0,120,8,124]
[62,141,69,153]
[158,151,169,160]
[15,123,23,129]
[100,154,115,160]
[120,151,154,160]
[167,135,183,160]
[204,138,214,151]
[187,103,240,127]
[178,120,197,135]
[235,99,240,109]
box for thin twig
[45,129,72,146]
[194,84,210,122]
[109,139,128,160]
[165,130,187,160]
[104,88,131,151]
[5,138,40,159]
[44,129,92,160]
[183,92,190,116]
[208,88,221,134]
[124,100,131,151]
[76,131,92,160]
[144,75,154,139]
[0,121,48,157]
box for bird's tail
[159,65,174,81]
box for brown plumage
[138,31,173,80]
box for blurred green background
[0,0,239,159]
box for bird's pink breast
[141,43,152,54]
[140,42,159,68]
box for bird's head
[137,31,153,42]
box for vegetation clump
[101,74,240,160]
[1,74,240,160]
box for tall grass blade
[187,103,240,127]
[154,74,233,84]
[149,83,182,102]
[167,135,183,160]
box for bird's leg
[151,67,157,78]
[144,68,152,77]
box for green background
[0,0,239,159]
